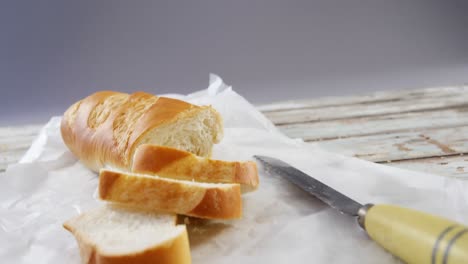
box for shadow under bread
[177,216,230,248]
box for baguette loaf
[61,91,223,172]
[99,169,242,219]
[132,144,259,191]
[63,205,191,264]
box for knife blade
[254,155,468,264]
[254,155,362,216]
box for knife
[254,155,468,264]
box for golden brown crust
[98,170,120,199]
[99,169,242,219]
[60,91,215,172]
[64,219,191,264]
[61,91,130,171]
[188,188,242,219]
[61,91,124,171]
[132,145,191,173]
[132,145,259,190]
[234,161,259,191]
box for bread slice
[63,205,191,264]
[61,91,223,172]
[99,169,242,219]
[131,144,259,191]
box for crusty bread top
[61,91,223,172]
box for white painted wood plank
[0,135,37,151]
[0,148,30,171]
[313,126,468,162]
[257,85,468,112]
[387,155,468,179]
[279,107,468,141]
[263,92,468,125]
[0,125,42,138]
[0,125,41,171]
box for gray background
[1,0,468,125]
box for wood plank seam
[261,97,405,113]
[377,153,467,164]
[258,86,468,112]
[273,102,468,126]
[303,123,468,142]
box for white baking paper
[1,74,467,263]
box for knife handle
[362,204,468,264]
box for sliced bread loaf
[132,144,259,191]
[63,205,191,264]
[99,169,242,219]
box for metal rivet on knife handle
[357,203,374,230]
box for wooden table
[2,86,468,178]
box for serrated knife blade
[254,155,362,216]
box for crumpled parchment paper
[1,75,467,264]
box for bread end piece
[63,205,191,264]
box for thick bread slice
[61,91,223,172]
[132,144,259,191]
[99,169,242,219]
[63,205,191,264]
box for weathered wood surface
[388,155,468,179]
[309,126,468,162]
[260,86,468,125]
[0,125,42,171]
[257,86,468,113]
[261,85,468,178]
[1,85,468,179]
[279,108,468,141]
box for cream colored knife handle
[361,204,468,264]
